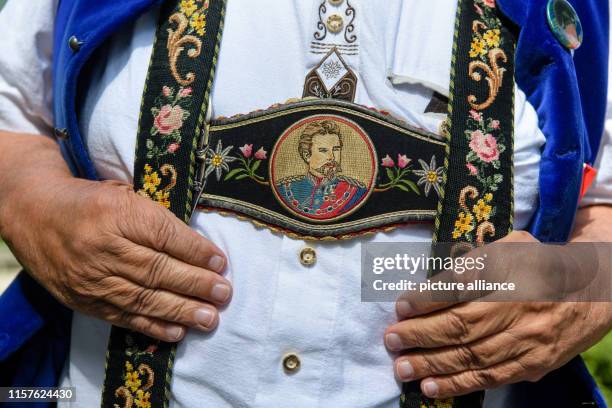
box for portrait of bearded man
[277,119,368,219]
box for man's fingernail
[396,360,414,380]
[422,380,439,397]
[195,308,215,328]
[396,301,412,316]
[208,255,225,272]
[166,326,184,341]
[385,333,403,351]
[211,283,231,303]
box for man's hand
[0,132,231,342]
[384,228,612,399]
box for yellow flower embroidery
[452,212,474,239]
[143,170,161,194]
[180,0,197,17]
[483,29,501,47]
[125,370,141,393]
[469,38,487,58]
[190,11,207,36]
[473,198,492,222]
[135,389,152,408]
[154,190,171,209]
[484,192,493,202]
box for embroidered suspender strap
[400,0,516,407]
[100,1,226,407]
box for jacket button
[54,127,69,140]
[282,353,301,373]
[68,35,82,52]
[546,0,583,50]
[299,247,316,266]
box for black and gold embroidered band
[400,0,516,407]
[196,99,446,239]
[100,1,226,407]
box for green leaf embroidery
[224,167,246,181]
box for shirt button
[282,353,301,373]
[546,0,583,50]
[299,246,316,266]
[68,35,82,52]
[326,14,344,34]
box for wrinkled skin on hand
[385,229,612,399]
[1,175,232,342]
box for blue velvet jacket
[0,1,609,406]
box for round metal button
[299,247,316,266]
[68,35,82,52]
[282,353,301,373]
[546,0,583,50]
[326,14,344,34]
[329,0,344,6]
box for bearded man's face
[307,133,342,178]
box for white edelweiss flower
[412,155,444,197]
[204,140,237,181]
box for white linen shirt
[0,1,611,407]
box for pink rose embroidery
[239,144,253,158]
[381,154,395,167]
[397,154,411,169]
[475,4,484,15]
[254,147,267,160]
[179,87,192,98]
[162,86,172,97]
[167,143,180,153]
[154,105,184,135]
[469,110,482,121]
[469,130,499,162]
[490,120,500,129]
[483,0,495,7]
[466,163,478,175]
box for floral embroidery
[223,143,268,184]
[413,156,444,197]
[204,140,238,181]
[452,187,497,242]
[179,0,198,17]
[376,153,422,195]
[254,147,267,160]
[448,0,510,244]
[137,164,176,209]
[467,0,507,111]
[168,0,210,86]
[113,335,156,408]
[381,154,395,167]
[419,398,455,408]
[147,86,192,159]
[465,109,506,193]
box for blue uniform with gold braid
[0,0,608,407]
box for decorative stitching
[401,0,516,406]
[101,1,227,407]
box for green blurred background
[0,241,609,403]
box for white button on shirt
[0,1,611,407]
